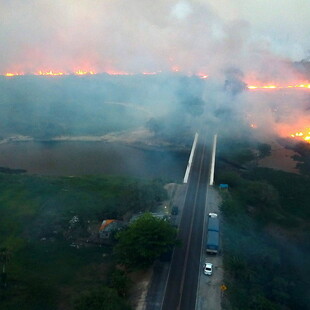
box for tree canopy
[74,287,131,310]
[114,213,178,270]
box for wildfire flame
[105,70,132,75]
[290,129,310,143]
[2,69,202,77]
[35,71,65,76]
[74,70,95,75]
[3,70,310,91]
[4,72,24,77]
[3,68,310,143]
[247,83,310,90]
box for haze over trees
[0,75,205,142]
[217,138,310,310]
[0,173,170,309]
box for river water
[0,141,189,181]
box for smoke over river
[1,1,310,162]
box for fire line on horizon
[2,71,310,90]
[3,69,310,144]
[2,71,310,88]
[247,84,310,90]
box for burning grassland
[1,71,310,150]
[257,140,299,174]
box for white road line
[209,134,217,186]
[183,132,199,183]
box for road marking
[209,134,217,186]
[183,132,199,183]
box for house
[129,212,169,223]
[99,219,123,239]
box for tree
[257,143,271,159]
[0,247,11,287]
[232,149,255,165]
[241,181,279,210]
[114,213,178,270]
[74,287,131,310]
[109,269,131,297]
[217,171,243,188]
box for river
[0,141,189,181]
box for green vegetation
[257,143,272,159]
[114,213,178,270]
[0,247,11,288]
[74,287,132,310]
[217,141,310,310]
[0,173,168,309]
[108,269,132,297]
[291,141,310,175]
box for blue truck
[206,213,220,254]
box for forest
[217,138,310,310]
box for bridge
[146,131,222,310]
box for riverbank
[0,135,189,179]
[0,128,189,153]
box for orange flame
[247,83,310,90]
[35,71,65,76]
[4,72,24,77]
[2,70,310,92]
[74,70,95,75]
[105,70,133,75]
[2,70,207,78]
[290,129,310,143]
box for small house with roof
[99,219,123,239]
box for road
[161,134,212,310]
[196,186,223,310]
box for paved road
[162,134,212,310]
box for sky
[1,0,310,81]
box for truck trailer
[206,213,219,254]
[206,230,219,254]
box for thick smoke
[1,0,309,77]
[1,0,310,142]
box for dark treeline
[217,139,310,310]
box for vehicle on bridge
[206,213,219,254]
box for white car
[203,262,213,275]
[208,213,217,218]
